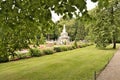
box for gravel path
[97,48,120,80]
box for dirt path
[97,48,120,80]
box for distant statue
[57,24,70,45]
[63,25,66,33]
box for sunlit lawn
[0,45,119,80]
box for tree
[109,0,120,48]
[89,0,120,48]
[0,22,42,60]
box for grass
[0,45,119,80]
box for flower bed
[7,42,93,62]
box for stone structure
[57,25,70,45]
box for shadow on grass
[96,47,117,51]
[95,44,120,50]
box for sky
[52,0,98,22]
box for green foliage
[0,25,37,58]
[60,46,68,51]
[0,44,9,62]
[30,48,43,57]
[0,52,9,63]
[43,49,54,55]
[67,46,74,50]
[54,47,63,52]
[54,43,92,53]
[0,0,89,26]
[88,0,120,48]
[93,17,112,48]
[43,23,60,40]
[74,40,78,48]
[79,43,90,48]
[54,46,68,52]
[72,45,77,49]
[17,52,31,59]
[98,0,109,8]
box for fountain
[57,25,70,45]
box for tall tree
[89,0,120,48]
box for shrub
[61,46,68,51]
[78,43,93,48]
[82,44,88,47]
[74,41,78,48]
[54,47,62,52]
[0,52,9,63]
[72,45,77,49]
[67,46,74,50]
[43,49,54,55]
[30,48,43,57]
[17,52,31,59]
[88,43,94,46]
[54,46,69,52]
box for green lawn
[0,45,119,80]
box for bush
[0,53,9,63]
[77,43,93,48]
[61,47,68,51]
[54,47,62,52]
[17,52,31,59]
[82,44,88,47]
[88,43,94,46]
[30,48,43,57]
[43,49,54,55]
[54,46,69,52]
[67,46,74,50]
[72,45,77,49]
[74,41,78,48]
[78,44,83,48]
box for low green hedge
[67,46,74,50]
[0,42,93,63]
[17,52,31,59]
[77,43,93,48]
[43,49,54,55]
[72,45,77,49]
[61,47,68,51]
[54,47,62,52]
[30,48,43,57]
[54,46,70,52]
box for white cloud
[51,0,98,22]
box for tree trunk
[47,34,50,41]
[113,35,116,49]
[111,7,116,49]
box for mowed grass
[0,45,119,80]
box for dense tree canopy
[88,0,120,48]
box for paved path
[97,48,120,80]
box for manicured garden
[3,42,92,62]
[0,0,120,80]
[0,45,119,80]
